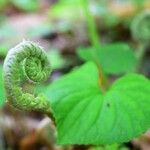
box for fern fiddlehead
[131,11,150,43]
[3,40,52,114]
[131,11,150,63]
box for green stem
[82,0,100,48]
[81,0,109,90]
[137,43,147,61]
[136,42,147,71]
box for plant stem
[136,42,147,71]
[82,0,100,48]
[137,43,146,62]
[81,0,109,91]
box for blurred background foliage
[0,0,150,149]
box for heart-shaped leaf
[77,43,137,74]
[45,62,150,145]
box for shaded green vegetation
[1,0,150,150]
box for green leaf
[0,65,5,107]
[0,43,10,57]
[45,62,150,145]
[77,43,137,74]
[47,49,66,70]
[49,0,83,20]
[12,0,39,12]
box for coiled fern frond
[3,40,52,113]
[131,11,150,43]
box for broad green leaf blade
[77,43,137,74]
[45,62,150,145]
[98,43,137,74]
[0,65,5,106]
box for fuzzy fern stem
[3,41,52,114]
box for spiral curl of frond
[3,41,52,113]
[131,11,150,43]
